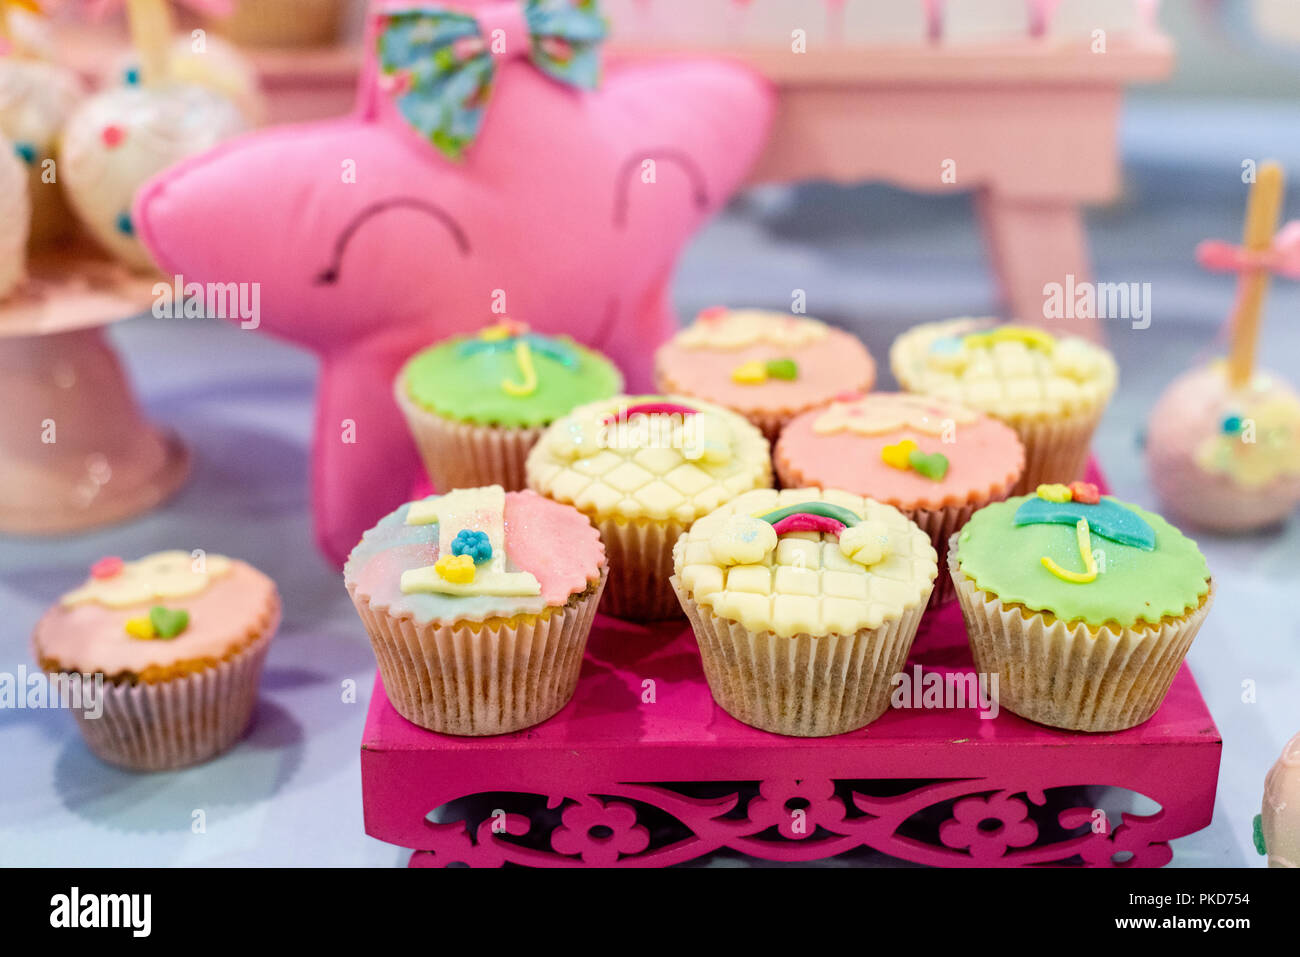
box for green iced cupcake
[395,320,623,492]
[949,482,1213,732]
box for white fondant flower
[548,413,604,460]
[839,521,891,567]
[679,412,733,465]
[61,551,232,608]
[710,515,778,565]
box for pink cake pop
[1146,162,1300,532]
[1258,731,1300,868]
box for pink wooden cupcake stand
[361,466,1222,868]
[0,242,189,534]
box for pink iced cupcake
[655,307,876,441]
[775,393,1024,604]
[32,551,280,771]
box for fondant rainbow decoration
[754,501,861,538]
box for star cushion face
[890,318,1118,421]
[135,0,775,565]
[673,488,937,638]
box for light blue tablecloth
[2,97,1297,867]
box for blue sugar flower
[450,528,493,564]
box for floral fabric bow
[376,0,607,160]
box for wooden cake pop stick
[125,0,174,86]
[1228,162,1285,388]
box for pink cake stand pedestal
[360,466,1222,868]
[0,242,190,534]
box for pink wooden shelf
[360,469,1221,868]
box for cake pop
[0,130,30,298]
[1146,162,1300,532]
[0,0,84,248]
[1257,731,1300,868]
[108,32,266,126]
[60,0,246,271]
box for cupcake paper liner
[948,538,1214,732]
[348,568,607,736]
[1007,406,1105,495]
[907,502,988,607]
[396,383,543,493]
[596,516,690,620]
[64,602,280,772]
[672,577,931,737]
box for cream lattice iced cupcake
[32,551,280,770]
[671,488,937,736]
[890,318,1117,493]
[526,395,771,620]
[655,307,876,441]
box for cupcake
[1147,362,1300,532]
[60,84,247,271]
[775,392,1023,605]
[527,395,772,620]
[31,551,281,771]
[671,487,937,736]
[890,318,1117,494]
[396,320,623,494]
[0,55,83,248]
[0,132,30,299]
[654,307,876,441]
[344,486,608,735]
[949,484,1214,732]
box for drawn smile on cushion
[314,196,471,284]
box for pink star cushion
[134,1,774,566]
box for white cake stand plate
[0,241,190,535]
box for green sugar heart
[908,449,949,481]
[149,606,190,639]
[764,358,798,380]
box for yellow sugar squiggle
[1040,518,1098,584]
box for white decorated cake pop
[60,0,247,271]
[0,1,84,247]
[0,129,30,298]
[1147,162,1300,531]
[1258,731,1300,868]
